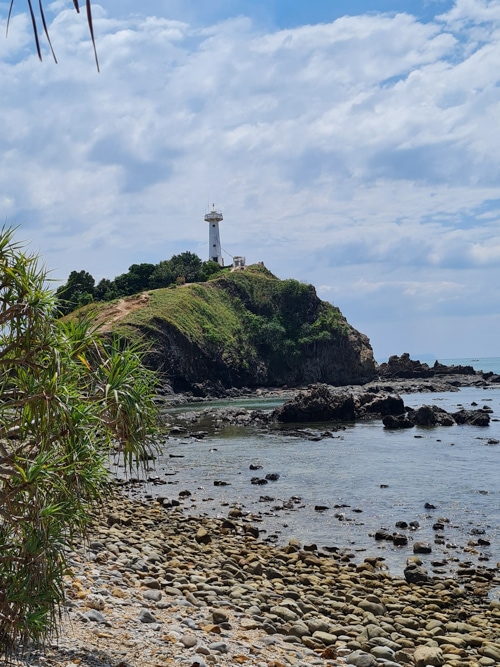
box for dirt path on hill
[94,292,150,331]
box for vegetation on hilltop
[0,228,159,653]
[56,252,222,315]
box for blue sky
[1,0,500,360]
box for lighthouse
[204,205,224,266]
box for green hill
[84,264,376,394]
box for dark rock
[414,405,455,426]
[212,610,229,624]
[139,609,158,624]
[404,563,430,585]
[265,473,280,481]
[251,477,268,485]
[382,414,414,429]
[244,525,260,538]
[392,533,408,546]
[273,385,356,423]
[378,353,434,379]
[413,542,432,554]
[358,393,405,417]
[378,353,479,380]
[374,529,393,541]
[195,527,211,544]
[453,409,490,426]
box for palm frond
[6,0,99,70]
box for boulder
[357,393,405,417]
[453,409,490,426]
[404,563,430,585]
[273,385,356,423]
[413,542,432,554]
[378,353,434,379]
[414,405,455,426]
[382,414,414,429]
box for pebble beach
[18,490,500,667]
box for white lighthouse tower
[204,205,224,266]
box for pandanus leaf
[6,0,99,70]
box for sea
[128,357,500,589]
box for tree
[94,277,117,302]
[200,260,222,282]
[169,251,203,283]
[149,252,204,289]
[7,1,99,70]
[0,227,159,653]
[113,263,156,296]
[55,269,95,315]
[149,259,174,289]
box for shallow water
[120,385,500,579]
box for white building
[204,206,224,266]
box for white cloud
[1,1,500,357]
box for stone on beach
[43,490,500,667]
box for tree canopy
[0,227,159,652]
[55,269,95,315]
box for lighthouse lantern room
[204,205,224,266]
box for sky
[1,0,500,361]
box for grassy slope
[116,264,348,351]
[117,277,256,369]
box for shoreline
[146,379,500,582]
[20,491,500,667]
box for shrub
[0,227,159,654]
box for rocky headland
[84,264,377,394]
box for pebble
[18,492,500,667]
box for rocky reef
[378,352,500,383]
[271,384,491,428]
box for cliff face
[106,265,376,392]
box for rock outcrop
[382,405,490,429]
[271,384,490,427]
[378,352,490,380]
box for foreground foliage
[0,228,159,653]
[7,0,99,70]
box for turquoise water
[142,384,500,579]
[437,357,500,375]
